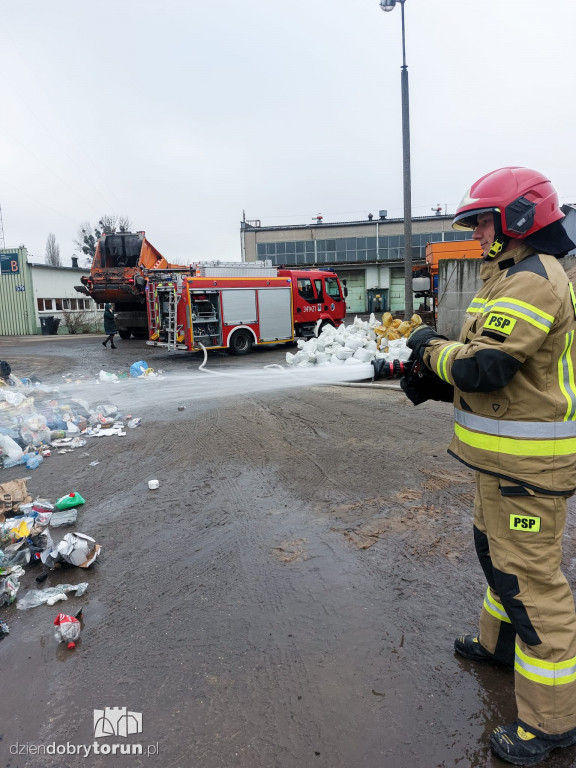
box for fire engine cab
[145,262,347,355]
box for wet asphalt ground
[1,333,576,768]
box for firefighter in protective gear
[406,167,576,765]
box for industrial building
[0,247,103,335]
[241,212,473,314]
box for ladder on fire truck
[146,272,181,351]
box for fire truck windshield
[325,277,342,299]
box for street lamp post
[380,0,413,320]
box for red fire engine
[145,262,347,355]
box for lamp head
[380,0,397,11]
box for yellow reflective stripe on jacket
[436,343,463,382]
[484,297,554,333]
[483,587,511,624]
[515,643,576,686]
[454,423,576,457]
[570,283,576,320]
[466,297,486,314]
[558,331,576,421]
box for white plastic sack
[98,370,119,383]
[0,433,23,460]
[353,347,375,363]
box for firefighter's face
[473,212,496,257]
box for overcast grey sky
[1,0,575,265]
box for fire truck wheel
[228,330,253,356]
[118,329,132,340]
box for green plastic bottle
[55,492,85,510]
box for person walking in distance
[403,167,576,765]
[102,303,117,349]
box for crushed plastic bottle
[54,611,82,649]
[127,418,141,428]
[25,453,43,470]
[55,492,85,510]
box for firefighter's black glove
[400,357,454,406]
[406,325,448,364]
[371,358,413,381]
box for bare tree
[74,215,133,265]
[45,233,62,267]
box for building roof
[29,263,88,272]
[242,214,453,232]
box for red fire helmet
[452,167,565,240]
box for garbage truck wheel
[118,329,132,340]
[228,329,253,356]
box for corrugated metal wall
[0,248,37,335]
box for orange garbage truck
[75,231,185,339]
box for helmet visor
[452,207,496,231]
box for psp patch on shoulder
[509,514,541,532]
[484,312,517,336]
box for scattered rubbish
[55,492,85,510]
[177,405,186,412]
[88,461,100,467]
[0,619,9,636]
[130,360,148,378]
[0,479,32,518]
[148,479,159,490]
[0,517,35,545]
[98,370,119,383]
[90,426,126,437]
[25,453,43,470]
[54,610,82,649]
[1,365,142,471]
[16,583,88,610]
[0,567,24,606]
[49,509,79,527]
[41,532,101,568]
[127,418,141,429]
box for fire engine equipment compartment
[190,291,222,347]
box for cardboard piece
[0,479,33,517]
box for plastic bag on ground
[0,433,23,461]
[98,370,119,383]
[16,582,88,610]
[130,360,148,377]
[49,509,78,527]
[0,567,24,606]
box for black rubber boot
[454,634,512,667]
[111,342,117,349]
[490,721,576,765]
[102,340,107,347]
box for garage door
[338,270,365,314]
[389,267,416,314]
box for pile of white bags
[286,314,413,368]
